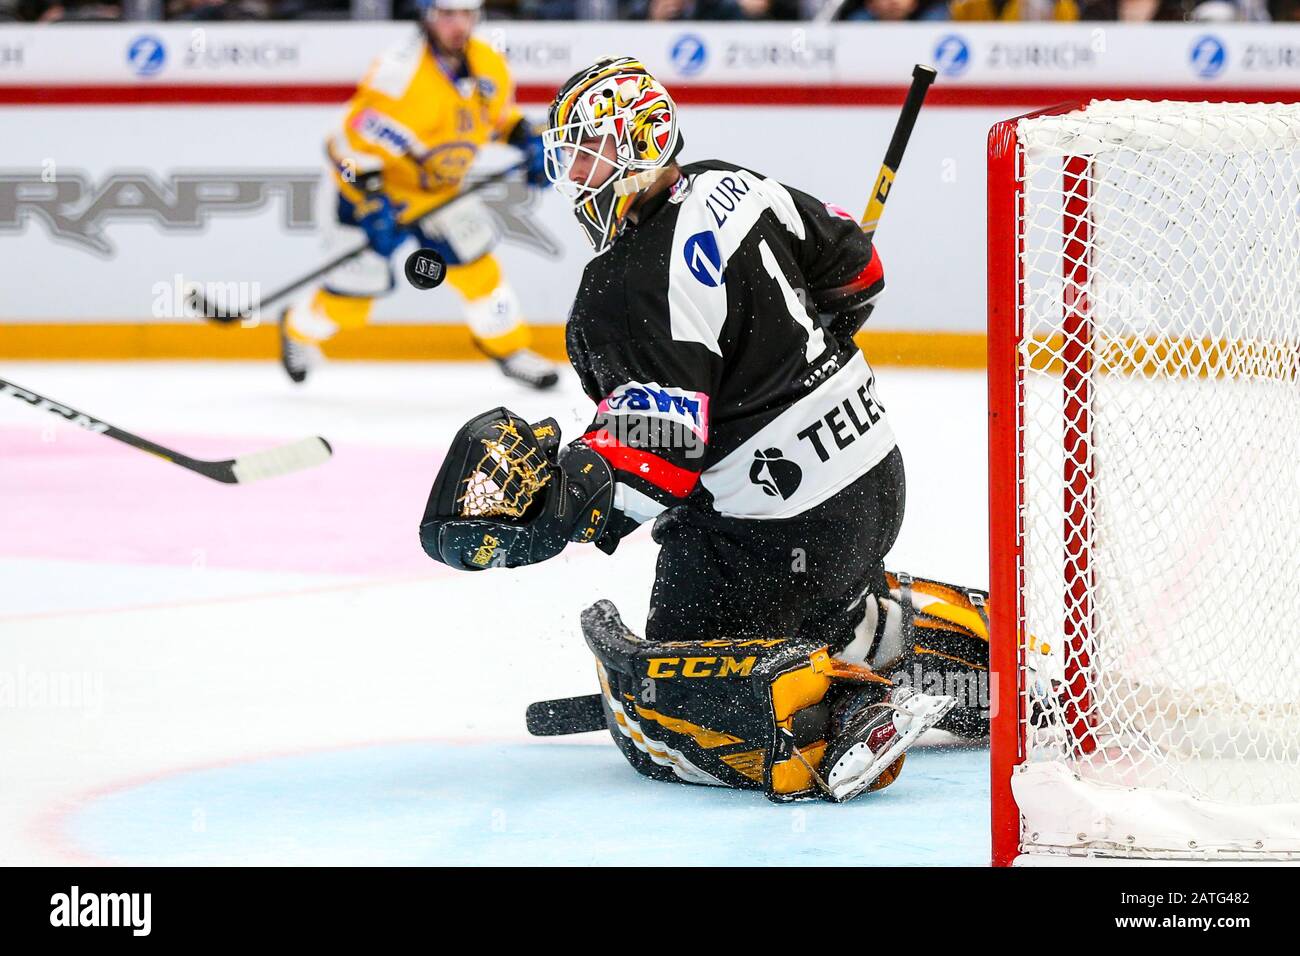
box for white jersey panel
[665,168,804,357]
[701,351,896,519]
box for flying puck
[404,248,447,290]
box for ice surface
[0,360,989,865]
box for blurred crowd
[2,0,1296,23]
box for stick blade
[229,436,333,484]
[526,694,606,736]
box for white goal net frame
[988,99,1300,866]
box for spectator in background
[167,0,271,17]
[1078,0,1268,17]
[37,0,122,19]
[626,0,801,19]
[950,0,1079,17]
[841,0,949,18]
[278,0,353,19]
[517,0,620,18]
[1186,0,1270,16]
[1079,0,1195,16]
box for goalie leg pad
[583,600,774,790]
[886,572,989,739]
[841,572,991,739]
[581,599,908,802]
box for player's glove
[507,119,548,189]
[520,135,548,189]
[419,407,614,571]
[356,191,409,257]
[348,172,408,257]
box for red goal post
[990,102,1096,868]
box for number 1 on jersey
[758,239,828,365]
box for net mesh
[1014,101,1300,825]
[457,421,551,519]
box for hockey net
[988,100,1300,864]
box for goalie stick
[0,378,332,484]
[860,63,937,240]
[525,694,606,736]
[192,161,526,325]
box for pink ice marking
[0,424,444,575]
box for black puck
[404,248,447,290]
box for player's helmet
[543,57,683,254]
[415,0,482,13]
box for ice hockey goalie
[417,58,990,802]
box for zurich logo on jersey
[1190,35,1227,79]
[127,35,166,78]
[684,231,725,287]
[670,34,708,77]
[933,35,970,78]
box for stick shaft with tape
[861,64,938,240]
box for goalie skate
[824,686,957,803]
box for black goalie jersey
[567,160,892,547]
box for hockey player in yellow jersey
[279,0,560,390]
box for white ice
[0,360,989,865]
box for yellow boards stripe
[0,324,988,369]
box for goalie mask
[543,57,683,254]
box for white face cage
[541,116,643,253]
[542,118,629,206]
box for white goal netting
[1009,100,1300,860]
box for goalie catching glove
[419,407,615,570]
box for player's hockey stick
[0,378,332,484]
[526,694,606,736]
[860,64,937,240]
[193,161,527,325]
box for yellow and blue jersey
[328,32,523,218]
